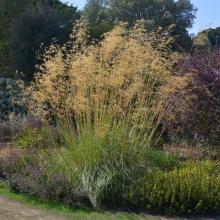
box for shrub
[144,148,178,170]
[164,49,220,145]
[0,78,26,120]
[15,125,58,149]
[7,148,177,210]
[0,77,27,142]
[132,160,220,214]
[0,147,31,184]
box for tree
[84,0,196,50]
[8,1,80,81]
[83,0,113,39]
[0,0,80,80]
[0,0,32,74]
[195,27,220,52]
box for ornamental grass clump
[27,22,178,120]
[26,21,180,166]
[24,22,182,209]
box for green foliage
[16,128,42,148]
[132,160,220,214]
[0,0,80,80]
[83,0,113,39]
[0,108,179,210]
[0,77,26,119]
[59,114,154,170]
[16,126,58,149]
[195,27,220,52]
[9,2,80,81]
[4,138,220,215]
[57,115,149,208]
[144,149,178,171]
[2,117,220,215]
[0,77,26,141]
[84,0,196,50]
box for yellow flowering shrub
[132,160,220,214]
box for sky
[65,0,220,34]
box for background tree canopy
[195,27,220,52]
[0,0,80,81]
[1,0,211,81]
[9,2,80,81]
[83,0,197,50]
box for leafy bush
[164,49,220,145]
[132,160,220,214]
[144,148,178,170]
[15,125,58,149]
[0,77,27,141]
[0,78,26,119]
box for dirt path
[0,196,68,220]
[0,195,218,220]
